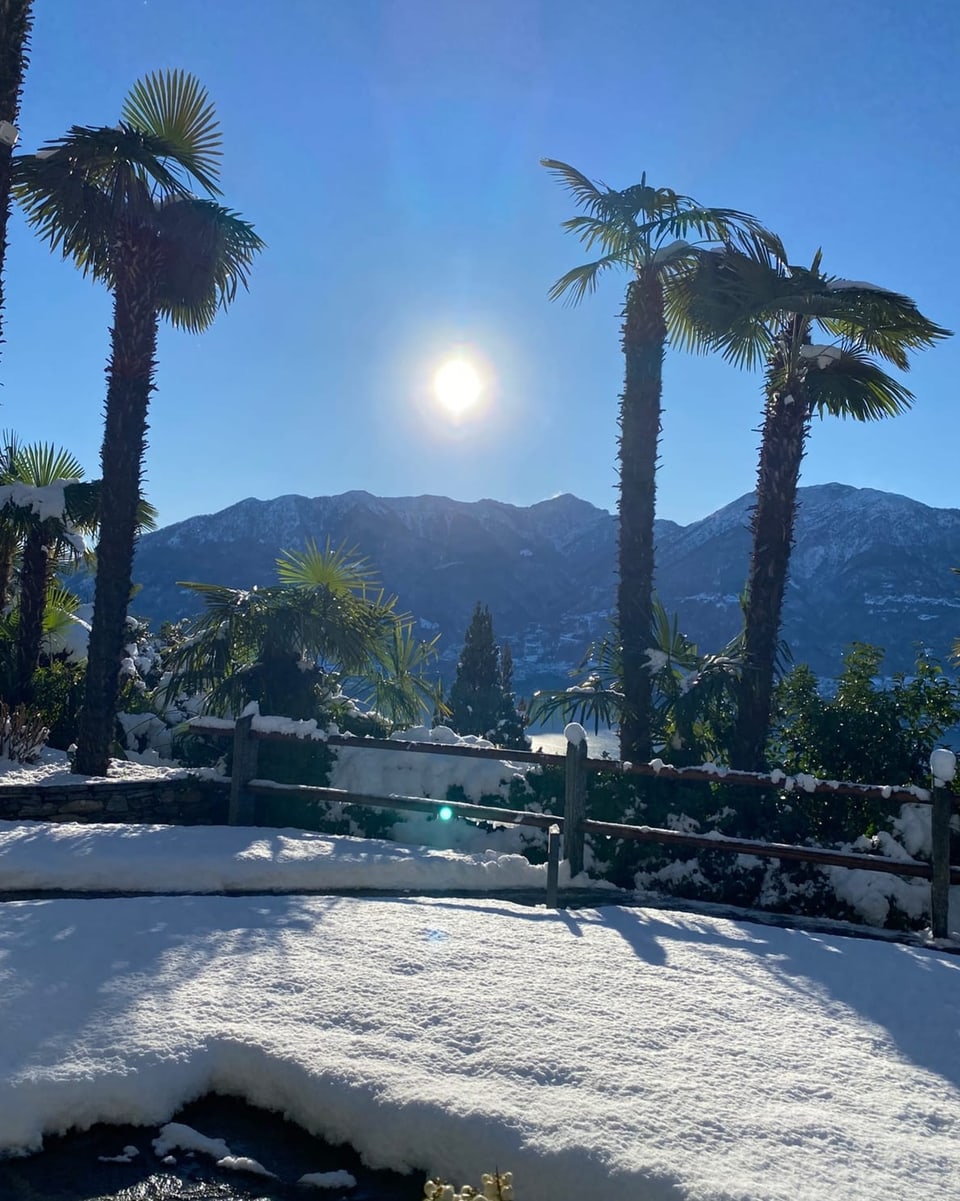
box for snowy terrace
[1,729,960,1200]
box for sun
[433,358,483,416]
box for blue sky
[3,0,958,529]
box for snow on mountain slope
[124,484,960,683]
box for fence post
[229,713,259,826]
[931,784,951,940]
[546,823,561,909]
[563,726,588,878]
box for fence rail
[188,719,959,937]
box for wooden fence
[189,718,959,938]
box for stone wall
[0,776,230,825]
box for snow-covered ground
[1,815,960,1201]
[0,818,559,894]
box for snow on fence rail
[188,716,959,936]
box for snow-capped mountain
[125,483,960,689]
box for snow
[153,1122,275,1176]
[44,612,91,661]
[2,857,960,1201]
[563,722,586,747]
[97,1144,139,1163]
[826,278,886,291]
[931,747,957,784]
[645,647,669,672]
[0,819,553,894]
[0,479,71,522]
[800,344,844,369]
[300,1169,358,1188]
[332,726,529,805]
[0,746,212,786]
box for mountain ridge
[126,483,960,690]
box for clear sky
[3,0,958,529]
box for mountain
[123,483,960,690]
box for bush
[0,701,49,763]
[424,1170,514,1201]
[29,659,85,749]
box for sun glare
[433,358,483,416]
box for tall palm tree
[542,160,780,762]
[0,0,33,364]
[670,247,951,770]
[16,70,263,773]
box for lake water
[525,728,619,759]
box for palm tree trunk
[12,521,45,703]
[617,274,665,763]
[0,0,33,364]
[732,374,811,772]
[0,524,17,609]
[75,241,159,776]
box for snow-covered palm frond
[803,347,914,421]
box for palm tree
[542,159,780,762]
[0,0,33,364]
[16,70,263,773]
[0,440,89,702]
[0,438,158,704]
[671,247,951,770]
[164,541,411,721]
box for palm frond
[803,349,915,421]
[559,214,637,256]
[547,253,624,305]
[155,199,264,331]
[275,539,379,595]
[8,441,84,486]
[121,69,223,196]
[666,248,788,367]
[816,284,951,370]
[541,159,610,214]
[14,125,190,280]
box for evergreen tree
[496,641,529,750]
[448,603,502,739]
[448,606,528,749]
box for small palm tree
[542,159,780,763]
[671,246,951,769]
[351,620,447,730]
[528,600,747,764]
[16,70,263,773]
[0,438,158,704]
[165,541,404,720]
[0,440,90,703]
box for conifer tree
[449,603,502,739]
[497,641,529,750]
[448,604,528,749]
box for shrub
[0,701,49,763]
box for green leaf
[122,69,223,196]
